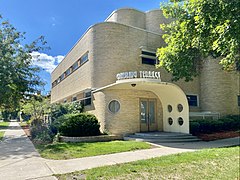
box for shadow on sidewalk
[0,136,40,161]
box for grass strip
[56,146,240,180]
[36,140,152,160]
[0,122,9,129]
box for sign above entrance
[116,71,161,81]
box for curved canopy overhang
[93,78,189,133]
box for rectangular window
[186,95,198,107]
[142,57,157,65]
[141,50,157,66]
[72,96,77,102]
[57,78,61,83]
[52,81,57,87]
[60,73,65,81]
[142,51,156,57]
[236,61,240,71]
[238,95,240,106]
[84,91,91,106]
[65,68,71,76]
[72,61,79,71]
[80,52,89,65]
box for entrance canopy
[94,78,189,133]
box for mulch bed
[196,131,240,141]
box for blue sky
[0,0,166,93]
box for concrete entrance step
[124,132,201,143]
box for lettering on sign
[116,71,161,81]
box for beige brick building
[51,8,240,135]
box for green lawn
[0,131,5,141]
[35,141,152,160]
[0,122,9,129]
[55,146,240,180]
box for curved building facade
[51,8,240,135]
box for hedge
[190,115,240,135]
[58,113,100,137]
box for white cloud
[31,51,64,73]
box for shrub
[219,117,240,131]
[190,121,200,135]
[225,115,240,121]
[49,103,84,135]
[58,113,100,137]
[190,115,240,135]
[30,119,54,143]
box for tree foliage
[21,95,51,121]
[0,15,47,110]
[157,0,240,81]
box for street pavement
[0,121,239,180]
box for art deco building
[51,8,240,135]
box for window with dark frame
[141,50,157,65]
[52,81,57,87]
[84,91,91,106]
[238,95,240,106]
[65,68,71,76]
[236,61,240,71]
[72,96,77,102]
[72,61,79,71]
[60,73,65,81]
[186,95,198,107]
[80,52,89,65]
[52,51,89,87]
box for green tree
[157,0,240,81]
[21,95,51,121]
[0,15,47,110]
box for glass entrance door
[140,99,157,132]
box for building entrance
[140,99,157,132]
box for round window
[177,104,183,112]
[178,117,184,126]
[168,117,173,125]
[108,100,120,113]
[168,105,173,113]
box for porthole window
[168,105,172,113]
[168,117,173,125]
[177,104,183,112]
[178,117,184,126]
[108,100,120,113]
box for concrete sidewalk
[0,121,55,180]
[0,121,239,180]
